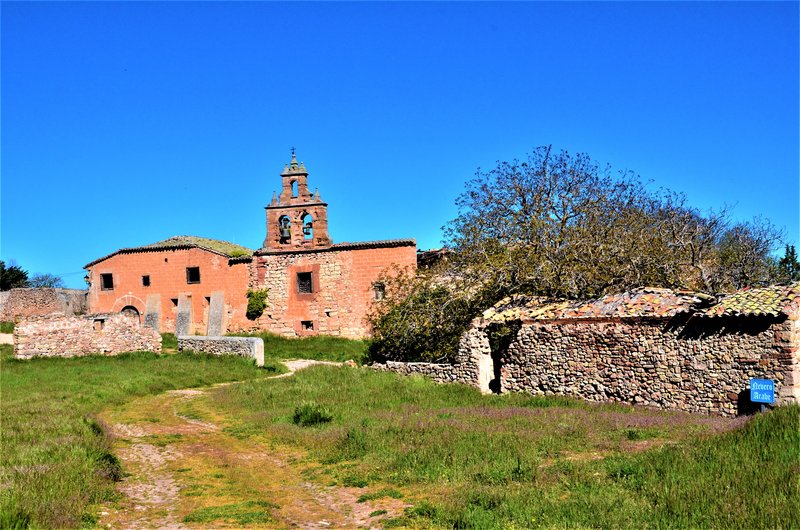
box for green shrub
[292,402,333,426]
[0,321,14,334]
[245,289,269,320]
[367,281,479,363]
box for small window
[93,319,105,331]
[297,272,313,293]
[301,320,314,331]
[186,267,201,284]
[171,298,179,306]
[373,282,385,301]
[142,275,150,287]
[100,273,114,290]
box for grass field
[0,342,283,529]
[231,331,369,363]
[210,365,800,529]
[2,331,798,529]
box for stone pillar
[176,294,193,336]
[207,291,225,337]
[144,294,161,332]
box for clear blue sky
[2,1,798,288]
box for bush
[367,269,483,364]
[246,289,269,320]
[292,402,333,426]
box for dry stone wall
[177,336,264,367]
[14,313,161,359]
[378,314,799,417]
[372,326,491,388]
[500,316,798,416]
[0,288,87,321]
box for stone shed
[377,284,800,416]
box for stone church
[84,152,417,338]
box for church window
[373,282,385,301]
[297,272,313,294]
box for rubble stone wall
[0,288,87,321]
[498,315,799,416]
[177,336,264,367]
[14,313,161,359]
[379,315,799,417]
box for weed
[369,509,388,517]
[0,321,14,333]
[357,488,403,503]
[183,500,278,524]
[293,402,333,426]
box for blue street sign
[750,379,774,404]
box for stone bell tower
[262,150,332,251]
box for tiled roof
[331,239,416,250]
[482,288,715,325]
[703,284,800,317]
[256,238,416,255]
[85,236,253,267]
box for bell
[303,222,312,236]
[280,227,291,239]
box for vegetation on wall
[245,289,269,320]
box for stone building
[375,285,800,416]
[84,152,417,337]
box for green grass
[0,344,282,529]
[183,500,278,524]
[0,321,14,333]
[230,331,368,363]
[211,365,800,529]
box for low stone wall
[177,336,264,367]
[371,327,490,388]
[0,288,88,321]
[372,361,463,383]
[14,313,161,359]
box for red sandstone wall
[86,249,250,333]
[249,244,417,338]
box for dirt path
[98,360,407,529]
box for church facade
[84,152,416,338]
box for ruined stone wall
[372,326,491,388]
[498,316,799,416]
[14,313,161,359]
[0,288,87,321]
[248,244,417,338]
[177,336,264,367]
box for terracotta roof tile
[482,288,715,325]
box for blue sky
[2,1,798,288]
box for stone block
[175,294,193,336]
[144,294,161,332]
[207,291,225,336]
[177,336,264,367]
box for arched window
[301,213,314,240]
[278,215,291,243]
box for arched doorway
[121,305,141,325]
